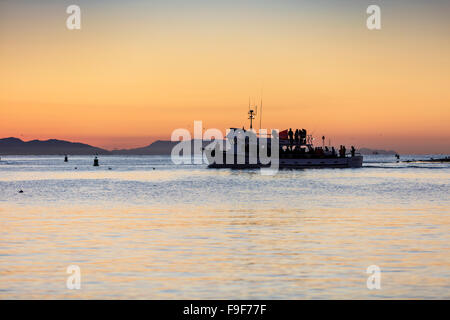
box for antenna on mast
[248,103,257,130]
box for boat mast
[248,106,256,130]
[259,97,262,132]
[247,96,257,130]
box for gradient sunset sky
[1,0,449,153]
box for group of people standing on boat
[338,145,356,157]
[281,144,356,158]
[287,128,307,145]
[280,128,357,158]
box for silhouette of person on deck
[288,128,294,149]
[301,129,307,144]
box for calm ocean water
[0,154,449,299]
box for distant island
[0,137,109,155]
[0,137,201,155]
[357,148,397,155]
[0,137,397,156]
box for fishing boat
[206,107,363,169]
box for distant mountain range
[0,137,109,155]
[0,137,397,155]
[111,140,179,155]
[357,148,397,155]
[0,137,209,155]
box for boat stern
[348,155,363,168]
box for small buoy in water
[153,167,155,170]
[93,156,99,167]
[108,167,112,170]
[74,167,78,170]
[64,155,68,162]
[18,190,24,193]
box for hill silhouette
[0,137,110,155]
[111,140,178,155]
[0,137,196,155]
[357,148,397,155]
[111,140,212,155]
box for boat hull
[207,155,363,169]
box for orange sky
[1,1,449,153]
